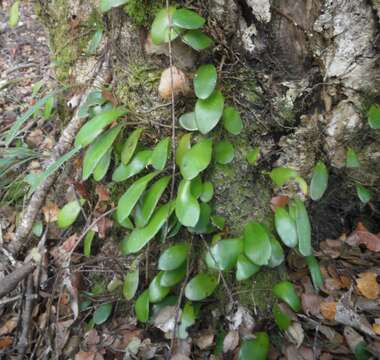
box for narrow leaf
[151,137,170,171]
[112,150,152,182]
[268,237,284,268]
[273,304,291,330]
[306,255,323,291]
[356,184,371,204]
[123,266,139,301]
[200,181,213,203]
[8,1,20,28]
[246,147,260,165]
[294,199,312,256]
[275,207,298,248]
[368,104,380,129]
[93,147,112,181]
[310,161,328,201]
[176,133,191,167]
[84,230,95,257]
[135,289,149,322]
[87,28,103,54]
[121,128,143,165]
[273,281,301,312]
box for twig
[9,54,112,255]
[0,262,36,299]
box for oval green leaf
[93,303,112,325]
[274,207,298,248]
[180,138,212,179]
[122,201,175,254]
[243,221,271,266]
[121,128,143,165]
[175,179,200,227]
[306,255,323,291]
[93,147,112,181]
[214,140,234,164]
[134,175,170,228]
[135,289,149,323]
[268,237,284,268]
[368,104,380,129]
[346,147,360,168]
[205,238,244,271]
[188,202,212,234]
[294,199,312,256]
[195,90,224,134]
[151,137,170,171]
[182,30,213,51]
[160,264,186,287]
[200,181,214,203]
[149,272,171,303]
[222,106,243,135]
[178,301,196,339]
[112,150,152,182]
[57,199,84,229]
[82,124,122,180]
[190,175,203,198]
[75,107,126,148]
[193,64,217,100]
[8,0,20,28]
[151,7,180,45]
[236,254,260,281]
[184,273,218,301]
[273,281,301,312]
[123,267,139,301]
[116,172,157,223]
[176,133,192,167]
[172,8,205,29]
[356,184,371,204]
[270,167,298,187]
[158,243,189,271]
[179,112,198,131]
[239,332,269,360]
[273,304,292,331]
[310,161,328,201]
[246,147,260,165]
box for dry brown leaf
[356,272,380,300]
[285,322,304,347]
[320,301,336,321]
[223,330,239,353]
[74,352,96,360]
[0,336,13,350]
[346,222,380,252]
[158,66,190,99]
[270,195,289,212]
[26,128,44,147]
[194,329,214,350]
[284,345,314,360]
[95,184,110,202]
[0,317,17,336]
[301,293,321,316]
[324,277,342,292]
[373,323,380,335]
[101,89,118,106]
[42,201,59,223]
[97,217,113,239]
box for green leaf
[75,107,126,148]
[57,199,84,229]
[114,211,134,229]
[200,181,214,203]
[179,112,198,131]
[176,133,192,167]
[356,184,371,204]
[135,289,149,322]
[180,138,212,179]
[172,8,205,29]
[243,222,271,266]
[346,148,360,168]
[93,147,112,181]
[116,172,157,223]
[236,254,260,281]
[306,255,323,291]
[87,29,103,54]
[178,301,196,339]
[189,202,212,234]
[310,161,328,201]
[354,341,370,360]
[273,281,301,312]
[193,64,217,100]
[112,150,152,182]
[270,167,298,187]
[175,179,200,227]
[190,175,203,198]
[195,90,224,134]
[100,0,128,12]
[272,304,292,331]
[123,266,139,301]
[239,332,269,360]
[160,264,186,287]
[78,90,105,118]
[150,7,180,45]
[121,128,143,165]
[134,176,170,228]
[185,273,218,301]
[43,96,55,119]
[151,137,170,171]
[82,124,122,180]
[158,243,189,271]
[8,1,20,28]
[205,238,243,271]
[93,303,112,325]
[84,230,95,257]
[268,237,284,268]
[149,272,171,303]
[368,104,380,129]
[32,221,43,237]
[182,30,213,50]
[214,140,234,164]
[122,201,175,254]
[222,106,243,135]
[294,199,312,256]
[274,207,298,248]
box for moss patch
[123,0,165,26]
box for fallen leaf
[226,306,255,335]
[223,330,239,353]
[26,128,44,147]
[270,195,289,212]
[96,217,113,239]
[373,322,380,335]
[194,329,214,350]
[343,327,365,354]
[301,293,320,316]
[285,322,304,348]
[356,272,379,300]
[0,336,13,350]
[158,66,190,99]
[95,184,110,202]
[153,305,177,335]
[74,352,96,360]
[42,201,59,223]
[346,222,380,252]
[320,301,336,321]
[0,317,17,336]
[284,345,314,360]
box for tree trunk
[36,0,380,312]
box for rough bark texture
[36,0,380,314]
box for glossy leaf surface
[176,179,200,227]
[180,138,212,179]
[222,106,243,135]
[123,266,139,301]
[135,289,149,322]
[244,221,271,266]
[294,199,312,256]
[185,273,218,301]
[151,7,179,45]
[149,272,171,303]
[151,137,170,171]
[57,199,83,229]
[121,128,143,165]
[310,161,328,201]
[182,30,213,50]
[273,281,301,312]
[172,8,205,29]
[214,140,234,164]
[158,243,189,270]
[275,207,298,248]
[195,90,224,134]
[236,254,260,281]
[112,150,152,182]
[179,112,198,131]
[193,64,217,100]
[93,303,112,325]
[239,332,269,360]
[206,238,243,271]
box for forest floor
[1,2,380,360]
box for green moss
[123,0,165,26]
